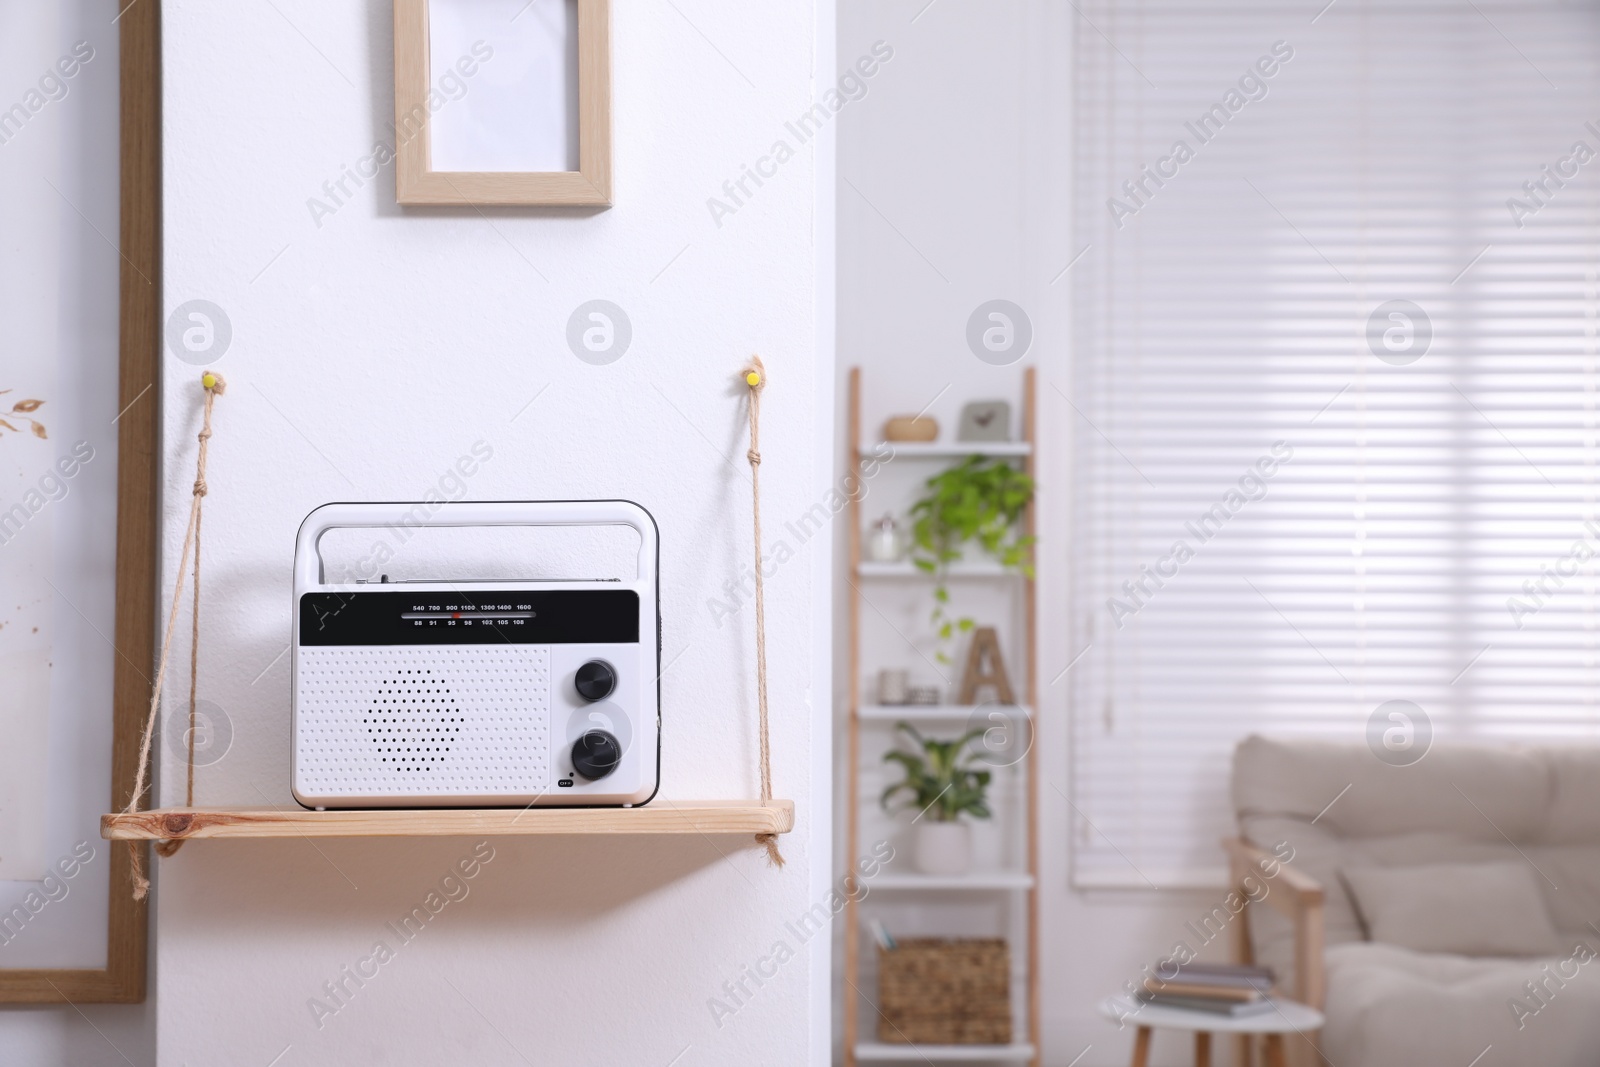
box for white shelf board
[871,872,1034,890]
[859,704,1031,722]
[860,442,1032,459]
[856,561,1016,579]
[855,1043,1036,1062]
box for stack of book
[1136,962,1277,1017]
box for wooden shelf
[860,442,1031,459]
[101,800,794,841]
[856,561,1016,579]
[855,1044,1036,1062]
[872,872,1034,890]
[845,367,1040,1067]
[859,704,1031,723]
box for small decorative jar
[867,514,904,562]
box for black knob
[571,730,621,780]
[575,660,616,702]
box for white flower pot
[914,820,972,876]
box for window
[1071,0,1600,886]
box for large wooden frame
[0,0,160,1004]
[393,0,612,206]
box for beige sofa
[1227,735,1600,1067]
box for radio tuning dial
[575,660,616,702]
[571,730,621,780]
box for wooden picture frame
[0,0,158,1004]
[393,0,612,206]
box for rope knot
[757,832,786,868]
[192,479,208,497]
[747,449,761,466]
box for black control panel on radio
[298,589,641,646]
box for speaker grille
[368,669,461,769]
[295,646,551,798]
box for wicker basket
[876,938,1012,1045]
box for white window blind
[1071,0,1600,887]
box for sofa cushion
[1540,747,1600,844]
[1237,817,1535,980]
[1323,940,1600,1067]
[1341,862,1564,957]
[1526,846,1600,931]
[1232,735,1550,841]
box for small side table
[1099,995,1324,1067]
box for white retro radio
[290,500,660,809]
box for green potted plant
[907,456,1034,663]
[881,722,992,875]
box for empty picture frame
[393,0,611,206]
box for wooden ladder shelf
[843,367,1040,1067]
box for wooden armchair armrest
[1222,837,1324,913]
[1221,837,1326,1012]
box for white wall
[837,5,1230,1065]
[153,1,831,1064]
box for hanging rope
[124,372,225,899]
[742,357,783,869]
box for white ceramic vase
[914,820,972,876]
[866,514,904,562]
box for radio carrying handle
[293,500,659,587]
